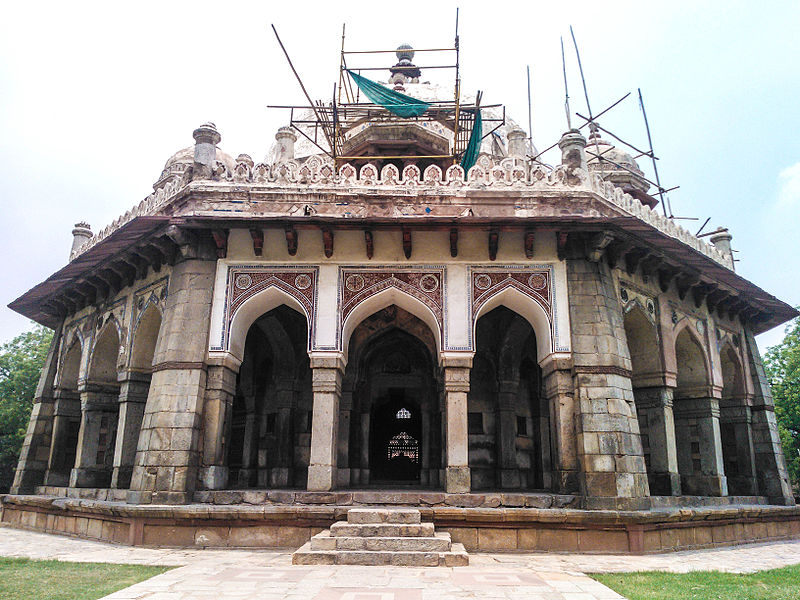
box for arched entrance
[470,305,551,491]
[343,306,441,488]
[71,322,121,488]
[719,342,758,495]
[623,305,680,495]
[45,339,82,486]
[225,304,312,489]
[673,327,726,496]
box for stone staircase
[292,508,468,566]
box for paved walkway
[2,525,800,600]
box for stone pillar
[558,129,588,172]
[128,257,217,505]
[443,354,472,493]
[337,388,352,487]
[720,401,758,495]
[507,128,528,159]
[673,397,727,496]
[43,390,81,486]
[272,380,294,487]
[359,411,370,484]
[238,406,257,487]
[11,326,61,494]
[111,371,151,489]
[199,354,239,491]
[307,353,345,491]
[420,401,431,486]
[541,354,579,494]
[192,122,220,180]
[566,259,650,509]
[275,126,297,164]
[497,379,521,489]
[633,386,681,496]
[743,330,794,504]
[70,382,120,488]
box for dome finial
[396,44,414,62]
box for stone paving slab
[2,524,800,599]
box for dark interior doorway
[370,391,422,482]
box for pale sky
[1,0,798,353]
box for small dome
[155,145,236,190]
[586,127,656,207]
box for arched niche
[342,286,442,360]
[719,341,756,495]
[623,304,662,387]
[89,322,121,384]
[228,286,311,361]
[343,306,440,488]
[226,304,311,489]
[674,326,711,397]
[58,339,83,390]
[473,286,552,361]
[130,304,162,372]
[46,338,84,485]
[471,305,551,491]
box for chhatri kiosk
[4,42,798,554]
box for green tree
[764,313,800,492]
[0,324,53,492]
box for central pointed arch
[342,286,443,358]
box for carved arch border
[336,266,447,353]
[212,265,319,353]
[467,265,560,356]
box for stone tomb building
[4,48,799,553]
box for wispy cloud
[777,161,800,208]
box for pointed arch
[88,321,121,384]
[58,337,83,390]
[342,286,442,360]
[719,341,746,401]
[473,286,552,361]
[673,323,712,396]
[228,285,311,361]
[130,304,162,372]
[623,303,662,387]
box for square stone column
[111,371,151,489]
[442,354,472,493]
[307,353,345,492]
[633,386,681,496]
[541,354,579,494]
[127,257,217,505]
[720,402,758,495]
[70,383,120,488]
[199,355,239,490]
[673,397,727,496]
[11,325,61,494]
[743,330,794,504]
[497,380,521,489]
[270,380,295,487]
[43,390,81,487]
[566,259,650,509]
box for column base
[199,466,228,490]
[111,466,133,490]
[126,490,191,505]
[500,469,521,489]
[70,467,111,488]
[44,470,70,487]
[267,467,290,488]
[445,466,471,493]
[307,464,336,491]
[648,471,681,496]
[727,476,758,496]
[681,474,728,496]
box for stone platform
[292,508,469,566]
[2,489,799,554]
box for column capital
[309,351,347,373]
[538,352,573,376]
[439,351,473,369]
[206,351,243,372]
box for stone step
[347,508,421,524]
[330,522,435,538]
[292,542,469,567]
[310,530,451,552]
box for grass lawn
[592,563,800,600]
[0,557,172,600]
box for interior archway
[622,306,678,495]
[470,305,551,491]
[73,323,122,488]
[719,342,757,495]
[342,306,441,488]
[225,304,311,489]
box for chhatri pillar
[307,353,346,491]
[442,354,472,494]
